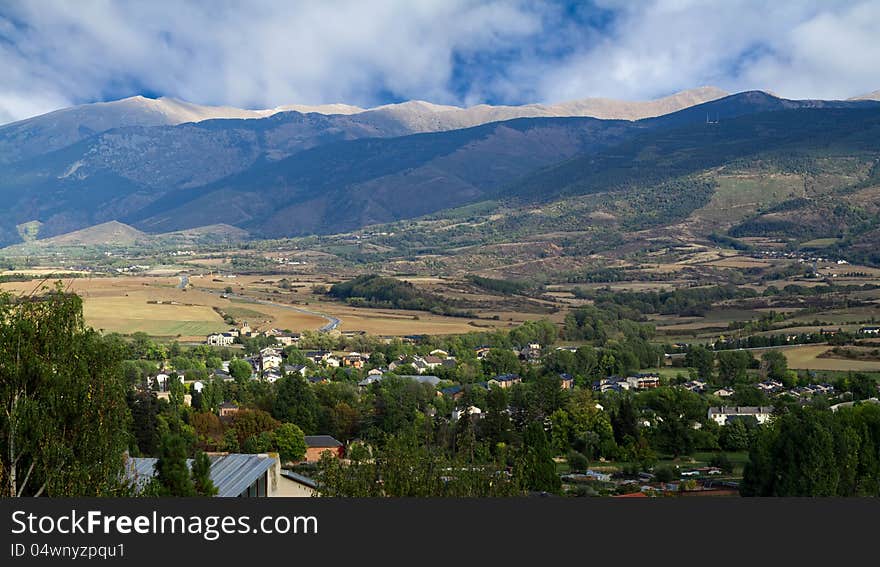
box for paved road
[202,287,341,332]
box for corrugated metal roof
[124,453,277,497]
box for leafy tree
[127,390,161,456]
[0,287,132,497]
[273,423,307,463]
[685,345,715,381]
[716,350,754,386]
[482,348,520,376]
[641,387,706,457]
[273,375,319,434]
[517,422,561,493]
[154,434,195,497]
[761,351,789,381]
[191,451,217,496]
[231,409,279,445]
[228,358,253,383]
[567,450,589,473]
[720,419,751,451]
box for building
[859,326,880,335]
[304,435,344,462]
[625,373,661,390]
[520,343,542,361]
[275,333,301,346]
[708,406,774,426]
[489,373,522,389]
[260,350,283,372]
[440,385,464,401]
[278,470,319,497]
[343,352,367,369]
[218,401,240,418]
[283,364,308,377]
[306,350,331,363]
[206,332,235,347]
[451,405,483,422]
[559,373,575,390]
[593,377,630,393]
[126,453,291,497]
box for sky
[1,0,879,124]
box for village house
[489,373,522,389]
[304,435,344,462]
[859,326,880,335]
[559,373,575,390]
[625,373,661,390]
[412,355,443,373]
[520,343,542,361]
[440,385,465,401]
[343,352,367,369]
[451,405,483,422]
[593,377,630,393]
[475,347,492,360]
[682,380,707,393]
[206,332,235,347]
[218,401,240,418]
[757,380,784,394]
[264,371,282,384]
[275,333,301,346]
[708,406,774,426]
[283,364,308,377]
[305,350,331,363]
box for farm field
[767,344,880,372]
[0,275,327,340]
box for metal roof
[125,453,277,497]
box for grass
[800,237,842,248]
[691,174,804,225]
[82,296,226,337]
[780,345,880,372]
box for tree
[231,409,279,445]
[273,423,307,463]
[641,387,706,457]
[0,287,131,497]
[191,451,217,496]
[685,345,715,381]
[228,358,253,383]
[482,348,520,376]
[154,434,195,496]
[761,351,789,381]
[517,422,561,493]
[273,375,319,433]
[716,350,753,386]
[720,419,751,451]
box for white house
[207,332,235,347]
[708,406,774,426]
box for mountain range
[1,87,879,252]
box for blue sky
[1,0,879,123]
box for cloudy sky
[1,0,878,124]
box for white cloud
[0,0,878,123]
[532,0,880,102]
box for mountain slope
[0,88,727,167]
[125,117,638,236]
[504,92,880,202]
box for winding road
[197,284,341,332]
